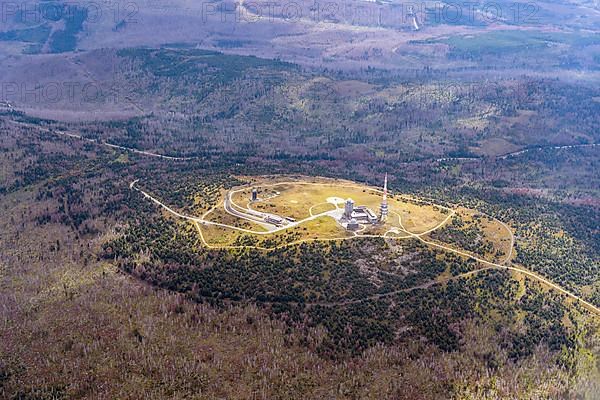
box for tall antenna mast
[380,173,388,222]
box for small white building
[347,218,360,231]
[264,215,284,226]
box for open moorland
[212,177,450,245]
[135,175,515,256]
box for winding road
[13,121,197,161]
[18,118,597,165]
[131,179,600,316]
